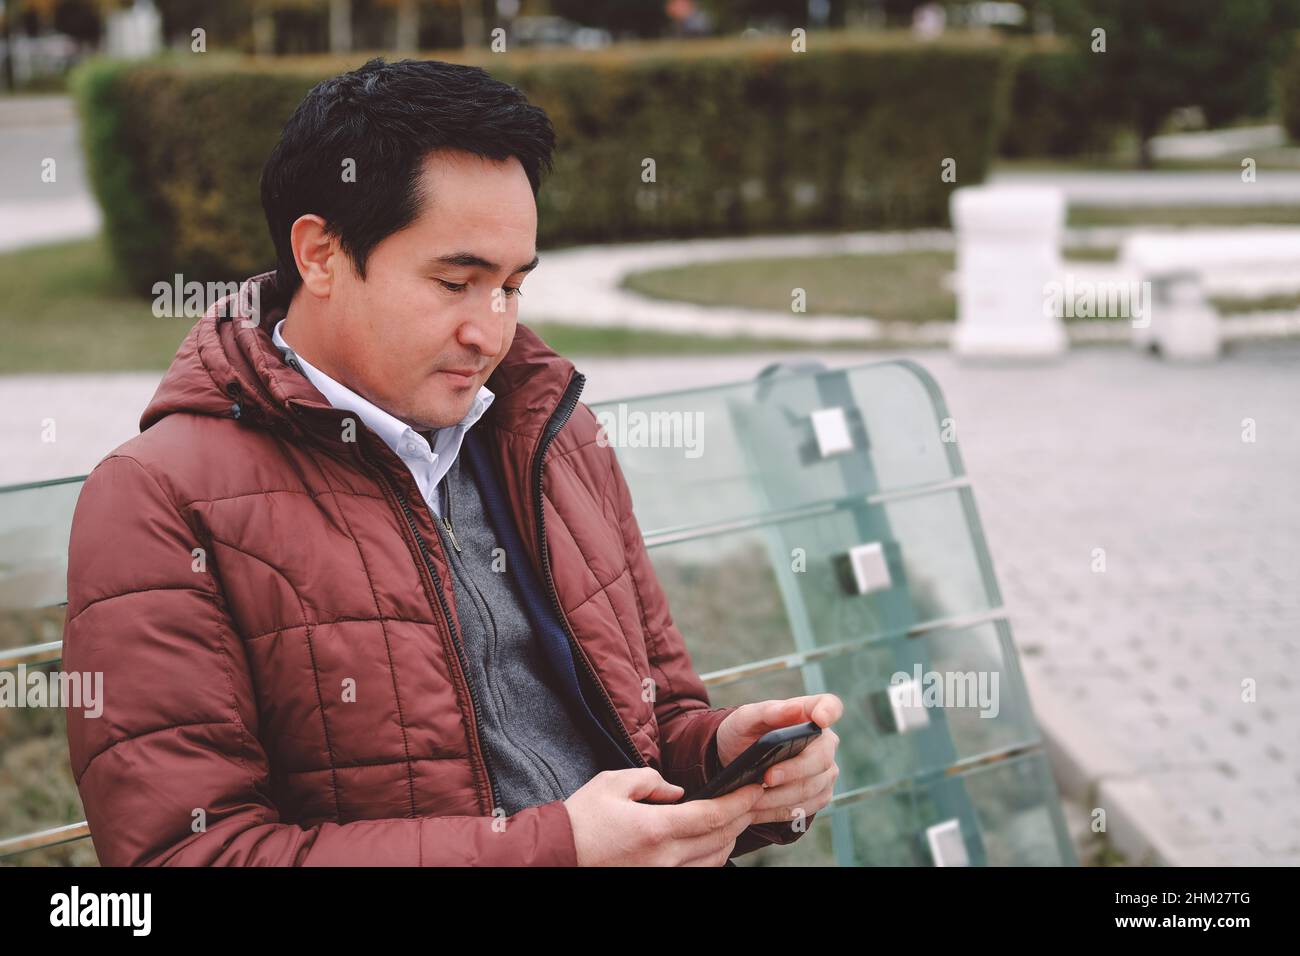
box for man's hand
[715,694,842,831]
[563,768,764,866]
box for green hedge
[1282,37,1300,141]
[71,34,1009,294]
[998,45,1121,159]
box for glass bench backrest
[588,359,1077,866]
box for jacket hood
[140,270,579,445]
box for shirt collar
[271,318,494,461]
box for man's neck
[279,299,337,382]
[278,305,428,435]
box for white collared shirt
[272,318,494,519]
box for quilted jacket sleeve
[604,437,817,860]
[63,454,577,867]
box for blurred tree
[457,0,483,47]
[251,0,275,53]
[373,0,454,52]
[1,2,11,89]
[327,0,350,51]
[878,0,926,27]
[393,0,417,49]
[156,0,250,44]
[1045,0,1300,166]
[2,0,109,89]
[699,0,851,33]
[550,0,668,38]
[51,0,105,43]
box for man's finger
[661,781,764,839]
[761,728,837,787]
[673,809,757,865]
[740,694,843,738]
[749,764,838,826]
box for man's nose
[458,297,507,355]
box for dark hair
[260,57,556,297]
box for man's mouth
[437,368,479,386]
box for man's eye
[503,286,523,298]
[436,279,467,293]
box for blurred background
[0,0,1297,867]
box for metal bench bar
[0,821,91,858]
[700,607,1011,687]
[0,640,63,669]
[0,606,1010,678]
[642,476,972,548]
[0,741,1047,861]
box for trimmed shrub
[998,45,1122,159]
[1282,37,1300,141]
[73,34,1010,293]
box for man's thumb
[621,767,686,803]
[734,698,805,737]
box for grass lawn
[1208,292,1300,313]
[1063,246,1121,261]
[0,237,871,373]
[623,250,957,321]
[1068,205,1300,227]
[622,247,1134,322]
[0,236,199,373]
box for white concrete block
[950,185,1068,358]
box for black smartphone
[680,721,822,802]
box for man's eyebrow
[428,251,540,274]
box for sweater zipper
[371,461,500,814]
[440,475,462,553]
[535,371,646,770]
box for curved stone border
[525,227,1300,345]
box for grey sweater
[431,450,608,816]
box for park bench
[1121,227,1300,359]
[0,358,1077,866]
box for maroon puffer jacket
[63,271,812,866]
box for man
[63,57,840,866]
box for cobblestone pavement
[929,341,1300,866]
[5,341,1297,864]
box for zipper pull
[441,513,462,553]
[439,468,462,554]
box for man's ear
[289,214,338,298]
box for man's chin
[404,396,473,432]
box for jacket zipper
[440,474,462,553]
[534,371,647,770]
[370,460,500,814]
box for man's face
[320,149,538,430]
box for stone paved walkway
[917,341,1300,865]
[0,96,100,254]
